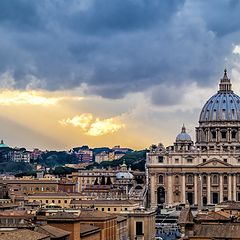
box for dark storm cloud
[0,0,240,104]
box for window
[52,200,55,203]
[46,200,48,203]
[159,175,164,184]
[187,175,193,184]
[136,222,143,236]
[187,158,192,163]
[108,208,110,211]
[203,159,206,163]
[237,175,240,184]
[58,200,61,203]
[232,131,237,139]
[64,200,67,204]
[158,156,163,163]
[96,208,98,210]
[224,175,228,184]
[175,158,179,163]
[212,131,216,139]
[212,174,218,185]
[102,208,104,211]
[224,159,227,163]
[114,208,117,212]
[125,208,128,211]
[175,176,179,184]
[202,175,207,184]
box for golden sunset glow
[0,90,74,106]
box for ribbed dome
[116,172,133,179]
[199,70,240,122]
[176,125,192,141]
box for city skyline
[1,1,240,150]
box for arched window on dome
[232,130,237,140]
[211,131,216,140]
[221,130,227,140]
[159,175,164,184]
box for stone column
[197,174,202,208]
[229,129,232,142]
[150,174,156,206]
[182,174,186,204]
[167,174,173,205]
[194,174,198,205]
[207,174,211,204]
[238,128,240,142]
[219,174,223,203]
[233,174,237,201]
[207,129,210,142]
[228,174,232,201]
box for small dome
[116,172,133,180]
[199,69,240,122]
[0,140,8,148]
[176,125,192,141]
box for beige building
[28,192,94,208]
[148,70,240,207]
[122,208,156,240]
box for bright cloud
[59,114,125,136]
[233,45,240,55]
[86,118,125,136]
[59,113,93,130]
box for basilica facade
[147,70,240,207]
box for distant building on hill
[72,146,93,162]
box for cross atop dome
[219,69,232,92]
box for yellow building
[70,199,140,214]
[28,192,95,208]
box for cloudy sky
[1,0,240,150]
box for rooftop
[36,224,70,238]
[0,229,49,240]
[80,223,101,237]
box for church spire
[219,69,232,92]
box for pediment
[197,158,233,168]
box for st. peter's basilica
[147,69,240,207]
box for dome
[176,125,192,141]
[199,70,240,122]
[116,171,133,180]
[0,140,8,148]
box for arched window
[159,175,164,184]
[223,175,228,184]
[237,175,240,184]
[212,174,218,185]
[175,176,179,184]
[187,175,193,184]
[202,175,207,184]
